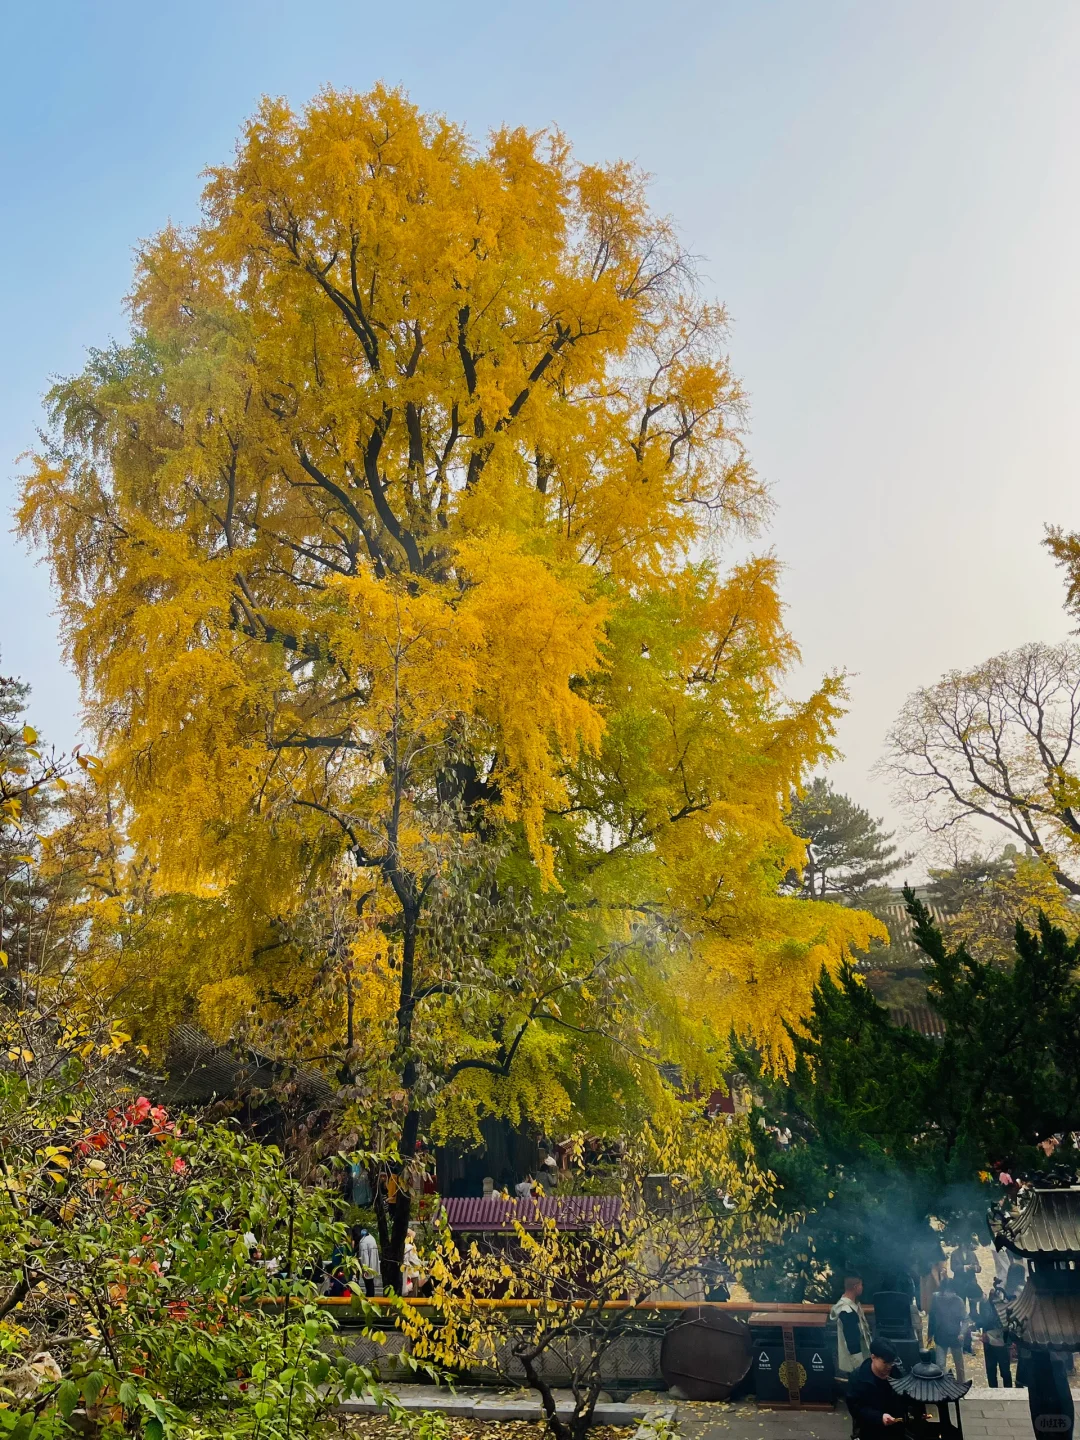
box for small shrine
[890,1349,970,1440]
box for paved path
[674,1394,1039,1440]
[345,1384,1075,1440]
[960,1391,1035,1440]
[339,1384,675,1426]
[674,1399,847,1440]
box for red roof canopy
[442,1195,622,1232]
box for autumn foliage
[19,88,880,1262]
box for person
[357,1226,379,1299]
[538,1153,559,1195]
[701,1255,730,1302]
[831,1274,872,1376]
[514,1173,537,1199]
[950,1241,979,1306]
[920,1258,947,1317]
[977,1282,1012,1388]
[326,1263,351,1298]
[402,1229,422,1296]
[950,1240,981,1351]
[929,1279,967,1381]
[993,1242,1012,1289]
[846,1338,907,1440]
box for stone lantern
[889,1349,971,1440]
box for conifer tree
[0,668,64,976]
[743,890,1080,1297]
[785,777,911,901]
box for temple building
[990,1181,1079,1440]
[990,1182,1080,1349]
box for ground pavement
[342,1383,1069,1440]
[674,1390,1039,1440]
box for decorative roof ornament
[1015,1168,1080,1190]
[990,1185,1080,1260]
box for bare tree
[880,641,1080,895]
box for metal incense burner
[889,1348,971,1440]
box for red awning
[442,1195,622,1232]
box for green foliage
[741,889,1080,1299]
[911,890,1080,1153]
[784,778,912,902]
[0,992,403,1440]
[0,671,66,976]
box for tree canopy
[784,777,911,902]
[883,639,1080,895]
[743,891,1080,1298]
[19,87,878,1263]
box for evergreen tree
[740,890,1080,1299]
[0,668,57,975]
[784,777,912,901]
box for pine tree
[785,777,912,901]
[741,890,1080,1298]
[0,669,56,976]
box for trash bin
[750,1311,837,1408]
[753,1342,790,1403]
[794,1337,835,1403]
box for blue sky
[3,0,1080,862]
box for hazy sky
[3,0,1080,869]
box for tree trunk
[382,905,420,1293]
[519,1347,571,1440]
[383,1105,419,1293]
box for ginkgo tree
[19,87,880,1275]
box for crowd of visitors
[831,1244,1061,1393]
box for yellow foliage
[19,86,872,1121]
[943,855,1080,966]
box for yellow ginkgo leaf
[21,726,37,744]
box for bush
[0,996,388,1440]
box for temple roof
[1002,1278,1080,1350]
[989,1187,1080,1259]
[443,1195,622,1232]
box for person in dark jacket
[929,1281,968,1381]
[847,1339,907,1440]
[977,1284,1012,1388]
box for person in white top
[402,1229,422,1296]
[357,1227,379,1298]
[830,1273,872,1375]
